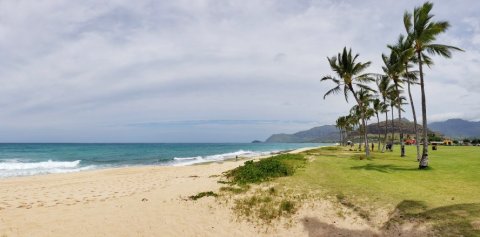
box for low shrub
[279,200,296,214]
[224,154,306,185]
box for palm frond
[320,75,340,84]
[323,86,341,99]
[424,44,463,58]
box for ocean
[0,143,329,178]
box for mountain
[429,119,480,138]
[365,118,430,135]
[264,118,480,143]
[264,125,339,143]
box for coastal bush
[224,154,306,185]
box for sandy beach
[0,147,376,237]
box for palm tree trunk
[417,51,429,169]
[395,84,405,157]
[351,91,370,157]
[339,128,343,146]
[391,105,395,151]
[382,110,388,153]
[398,105,405,157]
[406,68,421,161]
[376,113,381,151]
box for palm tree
[376,76,394,152]
[321,47,374,156]
[381,49,406,157]
[392,34,422,161]
[372,98,387,151]
[345,114,358,144]
[404,2,463,168]
[388,90,396,149]
[336,116,349,145]
[387,89,407,150]
[351,89,375,151]
[392,92,408,139]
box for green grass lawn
[281,145,480,236]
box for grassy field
[279,145,480,235]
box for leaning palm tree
[321,47,374,156]
[392,93,408,137]
[372,98,387,151]
[345,114,359,144]
[351,89,375,151]
[352,105,375,151]
[392,34,422,161]
[381,49,406,157]
[387,88,407,149]
[404,72,421,160]
[376,76,394,152]
[404,2,463,168]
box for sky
[0,0,479,142]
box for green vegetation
[233,189,299,224]
[218,145,479,235]
[188,191,218,200]
[321,2,462,169]
[321,47,374,157]
[224,154,306,185]
[218,154,306,224]
[279,146,480,235]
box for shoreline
[0,145,322,181]
[0,145,324,237]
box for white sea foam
[0,160,96,178]
[173,156,202,161]
[0,160,81,170]
[172,150,274,166]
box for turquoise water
[0,143,329,178]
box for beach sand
[0,147,377,237]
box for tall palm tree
[321,47,374,156]
[404,72,421,160]
[351,89,375,151]
[376,76,394,152]
[372,98,387,151]
[387,89,407,149]
[388,90,396,149]
[346,114,358,143]
[404,2,463,168]
[336,116,348,145]
[381,49,406,157]
[392,93,408,134]
[392,34,422,161]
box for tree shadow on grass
[383,200,480,237]
[301,200,480,237]
[350,163,424,173]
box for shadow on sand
[301,200,480,237]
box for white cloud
[0,0,478,142]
